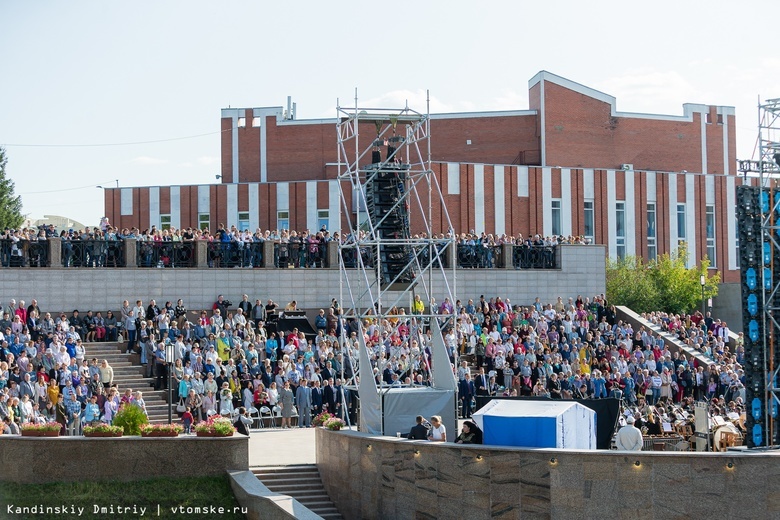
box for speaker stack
[737,185,780,447]
[365,159,413,286]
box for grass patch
[0,475,246,520]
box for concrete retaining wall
[315,427,779,520]
[0,435,249,484]
[2,245,605,312]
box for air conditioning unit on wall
[620,163,634,171]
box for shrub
[112,403,149,436]
[324,417,346,431]
[83,423,123,435]
[312,412,333,427]
[140,423,183,435]
[20,422,61,432]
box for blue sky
[1,0,777,228]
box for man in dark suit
[322,378,336,414]
[408,415,428,440]
[475,367,489,396]
[311,380,323,417]
[458,372,475,418]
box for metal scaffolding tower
[335,93,457,432]
[738,97,780,447]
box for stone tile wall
[0,436,249,484]
[0,246,605,313]
[316,428,779,520]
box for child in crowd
[181,406,194,434]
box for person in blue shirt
[65,393,83,436]
[82,395,101,424]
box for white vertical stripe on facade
[474,164,485,234]
[540,80,546,166]
[232,115,239,183]
[276,182,289,211]
[197,185,210,214]
[494,166,505,236]
[624,171,636,257]
[560,168,572,237]
[542,167,552,237]
[447,163,460,195]
[227,184,238,227]
[700,113,708,175]
[328,180,340,232]
[583,169,594,200]
[646,171,656,202]
[726,175,736,270]
[248,183,259,231]
[668,174,678,258]
[705,175,715,205]
[723,117,730,175]
[170,186,180,229]
[149,187,160,229]
[686,174,696,266]
[517,166,529,197]
[306,181,317,231]
[607,170,616,259]
[120,189,133,216]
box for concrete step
[252,465,342,520]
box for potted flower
[140,423,183,438]
[323,417,346,431]
[313,412,333,427]
[194,415,235,437]
[20,422,61,437]
[83,423,124,438]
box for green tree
[606,243,720,315]
[606,255,660,312]
[0,148,24,230]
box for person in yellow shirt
[412,295,424,315]
[47,379,60,406]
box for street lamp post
[700,274,706,317]
[165,341,174,424]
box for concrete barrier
[316,427,780,520]
[0,435,249,484]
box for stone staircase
[82,341,172,424]
[252,465,342,519]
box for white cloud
[131,156,169,165]
[196,156,219,166]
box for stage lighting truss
[335,93,457,390]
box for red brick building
[104,71,745,282]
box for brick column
[48,238,61,267]
[124,238,137,268]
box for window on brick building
[647,203,657,261]
[706,205,716,267]
[160,214,171,231]
[616,201,626,260]
[583,200,594,243]
[677,204,687,240]
[238,212,250,231]
[198,213,210,231]
[277,211,290,230]
[551,199,562,236]
[318,210,329,230]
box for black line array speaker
[737,185,780,447]
[365,165,413,285]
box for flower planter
[84,431,123,438]
[141,431,179,438]
[196,431,234,437]
[21,429,60,437]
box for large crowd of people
[0,282,746,447]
